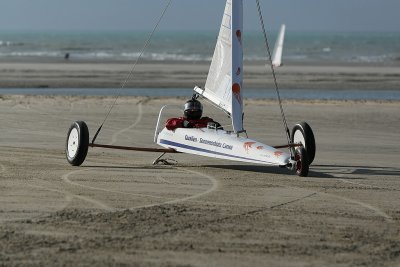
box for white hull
[157,127,290,166]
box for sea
[1,30,400,64]
[1,30,399,100]
[0,88,399,101]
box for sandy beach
[1,93,399,266]
[2,0,400,264]
[0,61,399,90]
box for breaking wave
[0,40,13,46]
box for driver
[165,98,221,131]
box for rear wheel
[66,121,89,166]
[291,122,316,165]
[294,147,309,177]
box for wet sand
[1,61,399,89]
[1,95,399,266]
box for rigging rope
[91,0,173,144]
[255,0,292,154]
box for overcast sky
[0,0,399,32]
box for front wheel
[66,121,89,166]
[291,122,316,165]
[294,147,309,177]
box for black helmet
[184,99,203,120]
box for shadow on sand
[82,165,174,170]
[203,164,335,178]
[83,163,333,178]
[313,164,400,177]
[202,164,400,179]
[82,163,399,179]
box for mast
[231,0,244,132]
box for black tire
[291,122,316,165]
[66,121,89,166]
[295,147,309,177]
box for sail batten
[201,0,244,133]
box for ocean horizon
[1,88,399,101]
[1,30,399,65]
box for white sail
[272,24,286,67]
[195,0,244,133]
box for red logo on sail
[274,151,284,158]
[232,83,242,104]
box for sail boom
[194,86,232,115]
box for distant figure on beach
[165,98,221,131]
[64,53,70,60]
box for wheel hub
[67,128,79,158]
[293,130,305,147]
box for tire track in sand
[156,169,321,209]
[129,167,219,209]
[25,183,74,210]
[62,168,176,200]
[109,102,142,145]
[306,166,395,221]
[326,191,392,221]
[259,176,394,222]
[61,166,218,211]
[61,169,115,211]
[289,177,394,222]
[28,181,116,212]
[336,179,393,221]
